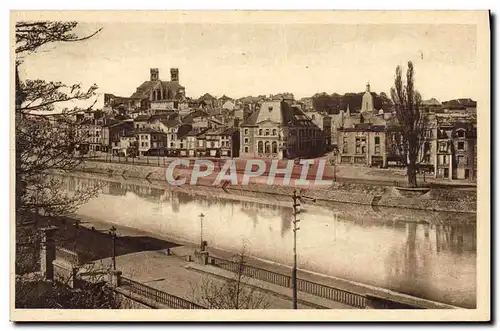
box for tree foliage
[390,61,427,187]
[312,91,392,114]
[15,21,102,219]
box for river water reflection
[62,174,476,308]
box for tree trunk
[406,162,418,187]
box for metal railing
[210,256,291,288]
[296,278,365,308]
[120,276,205,309]
[209,256,366,308]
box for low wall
[74,160,476,213]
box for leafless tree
[191,248,271,309]
[390,61,427,187]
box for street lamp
[199,213,205,251]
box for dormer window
[457,129,466,138]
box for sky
[18,22,478,108]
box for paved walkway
[73,215,458,310]
[81,218,352,309]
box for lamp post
[291,190,315,309]
[199,213,205,251]
[291,190,300,309]
[331,147,339,182]
[109,226,117,270]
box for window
[424,141,431,153]
[375,145,380,154]
[343,145,348,154]
[425,130,432,138]
[268,107,273,112]
[458,155,465,164]
[170,143,174,147]
[265,141,271,154]
[244,138,249,144]
[272,141,278,154]
[374,136,380,145]
[244,129,249,135]
[439,143,447,152]
[171,134,174,140]
[423,155,431,163]
[244,146,249,153]
[443,155,448,165]
[272,129,277,136]
[457,130,466,138]
[356,146,361,154]
[361,146,366,154]
[259,129,263,135]
[258,141,263,153]
[180,143,184,149]
[265,129,270,136]
[458,141,465,151]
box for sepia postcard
[10,10,490,322]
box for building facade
[239,100,323,159]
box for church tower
[150,68,159,81]
[361,82,374,113]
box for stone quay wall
[73,160,476,214]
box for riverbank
[50,214,464,309]
[47,171,477,307]
[72,160,476,214]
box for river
[59,172,476,308]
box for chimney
[170,68,179,82]
[150,68,159,81]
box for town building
[239,100,323,159]
[102,119,134,154]
[135,128,168,156]
[310,113,332,150]
[337,123,399,167]
[434,115,477,180]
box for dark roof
[130,80,185,99]
[199,93,216,101]
[219,95,233,101]
[186,128,209,137]
[102,119,120,127]
[135,128,166,134]
[176,124,193,139]
[339,123,388,132]
[209,118,224,126]
[182,109,209,124]
[162,118,182,128]
[240,110,260,126]
[135,115,150,122]
[221,127,238,135]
